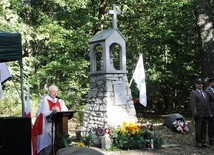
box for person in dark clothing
[190,78,212,148]
[205,77,214,146]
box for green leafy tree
[0,0,204,116]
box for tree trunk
[194,0,214,78]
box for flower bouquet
[110,122,163,150]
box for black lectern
[0,117,31,155]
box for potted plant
[75,124,82,140]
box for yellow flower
[122,122,127,128]
[128,122,135,127]
[78,142,85,147]
[119,128,126,134]
[131,130,136,135]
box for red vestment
[47,99,62,111]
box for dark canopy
[0,31,24,116]
[0,31,22,62]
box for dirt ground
[68,113,214,155]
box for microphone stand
[48,111,56,155]
[51,115,54,155]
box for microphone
[56,96,61,99]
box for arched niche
[109,43,121,70]
[94,44,103,71]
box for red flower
[104,128,110,134]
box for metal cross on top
[109,4,121,29]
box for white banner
[0,63,12,100]
[0,62,12,84]
[132,54,147,107]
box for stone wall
[82,73,137,132]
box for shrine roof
[89,28,126,43]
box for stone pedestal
[83,73,137,131]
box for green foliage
[123,0,197,113]
[74,109,85,125]
[0,0,204,115]
[80,133,96,147]
[110,122,163,150]
[56,132,75,149]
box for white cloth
[35,96,52,154]
[0,62,12,84]
[39,95,68,117]
[36,94,68,153]
[132,54,147,107]
[0,84,3,100]
[38,95,68,136]
[0,62,12,100]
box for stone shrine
[82,4,137,132]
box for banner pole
[129,78,133,87]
